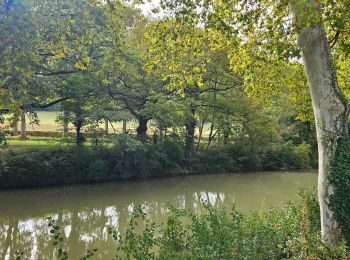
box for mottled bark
[290,0,349,243]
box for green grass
[6,139,67,146]
[5,135,109,146]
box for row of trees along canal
[1,0,350,246]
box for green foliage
[110,135,166,178]
[193,145,242,173]
[14,191,347,259]
[47,217,98,260]
[14,250,25,260]
[262,141,302,171]
[47,217,69,260]
[0,137,317,188]
[329,136,350,245]
[0,114,7,145]
[110,207,157,259]
[111,191,349,259]
[294,142,312,169]
[0,140,184,188]
[194,140,315,174]
[160,140,184,165]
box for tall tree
[153,0,350,242]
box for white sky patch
[136,0,163,18]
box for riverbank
[0,138,313,189]
[0,140,316,189]
[0,145,167,189]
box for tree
[96,14,168,141]
[288,0,348,242]
[146,20,243,157]
[152,0,350,243]
[0,0,121,115]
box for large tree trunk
[76,123,81,145]
[75,120,84,145]
[122,119,127,134]
[12,122,18,136]
[290,0,349,243]
[104,118,109,134]
[20,111,26,140]
[11,112,19,136]
[136,117,148,142]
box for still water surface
[0,172,317,259]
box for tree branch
[329,29,341,48]
[37,70,78,76]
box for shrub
[0,138,185,188]
[16,191,349,260]
[161,140,184,164]
[109,191,349,259]
[262,141,301,170]
[294,142,312,169]
[0,138,317,189]
[192,142,264,174]
[224,142,262,171]
[0,157,8,176]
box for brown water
[0,172,317,259]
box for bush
[0,138,317,188]
[109,191,349,259]
[192,140,315,174]
[262,141,301,170]
[161,140,184,164]
[16,190,348,259]
[0,139,185,188]
[294,142,312,169]
[192,145,239,174]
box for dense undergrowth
[329,136,350,245]
[110,191,348,259]
[16,191,349,259]
[0,135,317,188]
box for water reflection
[0,172,317,259]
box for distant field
[2,111,216,145]
[3,111,139,133]
[25,111,63,132]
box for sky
[136,0,160,17]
